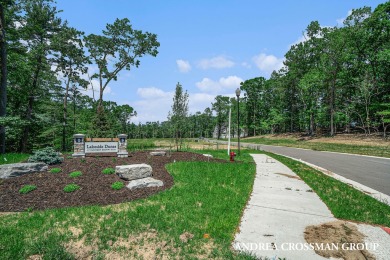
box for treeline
[237,3,390,138]
[0,0,158,152]
[140,2,390,140]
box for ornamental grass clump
[69,171,82,178]
[63,184,80,193]
[28,147,63,165]
[50,168,61,174]
[102,167,115,175]
[19,185,37,194]
[111,181,125,190]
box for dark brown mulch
[0,151,220,212]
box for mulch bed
[0,151,220,212]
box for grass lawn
[0,152,257,259]
[0,153,30,165]
[234,136,390,158]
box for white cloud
[196,76,243,93]
[196,78,219,92]
[129,87,174,123]
[337,10,353,26]
[176,59,191,73]
[252,53,284,75]
[220,76,243,88]
[137,87,172,99]
[189,93,216,113]
[197,56,235,69]
[131,98,172,123]
[241,62,252,69]
[104,86,112,94]
[132,91,227,123]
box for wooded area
[170,2,390,140]
[178,2,390,140]
[0,0,159,152]
[0,1,388,153]
[211,2,390,139]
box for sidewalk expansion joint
[248,203,334,219]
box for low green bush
[102,168,115,175]
[69,171,82,178]
[50,168,61,174]
[28,147,63,165]
[63,184,80,193]
[111,181,124,190]
[19,185,37,194]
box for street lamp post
[235,88,241,156]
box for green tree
[85,18,159,117]
[52,24,89,151]
[168,82,189,151]
[16,0,63,152]
[212,95,230,139]
[377,103,390,138]
[240,77,266,136]
[0,1,7,153]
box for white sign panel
[85,142,118,153]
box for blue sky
[56,0,385,124]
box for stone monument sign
[72,134,128,158]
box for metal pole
[237,95,240,156]
[228,107,231,155]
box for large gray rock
[126,177,163,190]
[150,151,166,156]
[116,164,152,181]
[0,163,48,179]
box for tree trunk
[20,95,34,152]
[73,85,76,132]
[20,56,42,152]
[309,112,315,136]
[0,4,7,154]
[62,78,70,151]
[330,79,335,136]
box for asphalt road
[212,140,390,196]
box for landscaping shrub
[28,147,63,165]
[63,184,80,193]
[19,185,37,194]
[50,168,61,174]
[102,167,115,175]
[69,171,82,178]
[111,181,124,190]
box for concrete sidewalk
[233,154,390,260]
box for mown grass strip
[266,152,390,227]
[0,155,256,259]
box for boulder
[0,163,48,179]
[126,177,163,190]
[116,164,152,181]
[150,151,166,156]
